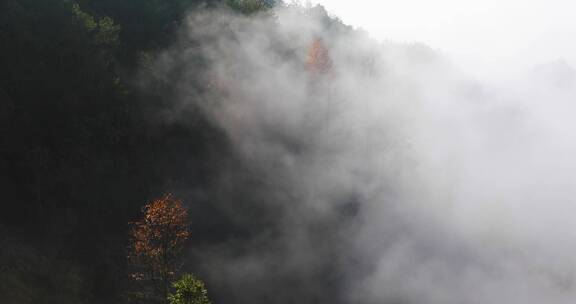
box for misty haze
[2,1,576,304]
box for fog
[150,4,576,303]
[309,0,576,79]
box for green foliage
[69,3,120,72]
[72,3,98,31]
[226,0,275,14]
[168,274,211,304]
[77,0,218,61]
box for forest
[0,0,283,303]
[1,0,384,302]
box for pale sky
[307,0,576,77]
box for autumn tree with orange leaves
[306,37,332,75]
[128,193,190,303]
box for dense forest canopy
[0,0,277,302]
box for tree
[168,274,211,304]
[129,194,190,303]
[306,37,332,75]
[226,0,276,15]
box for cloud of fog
[150,4,576,304]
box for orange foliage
[306,38,332,75]
[128,193,190,299]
